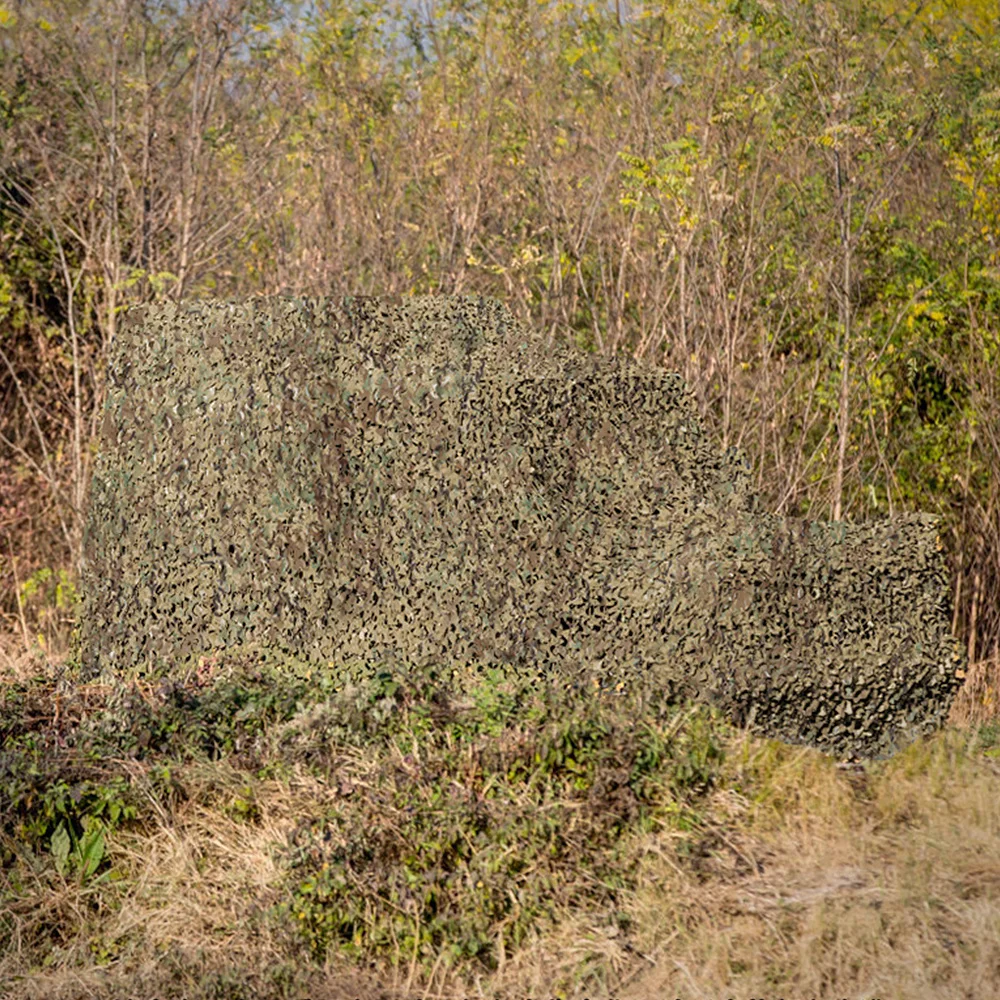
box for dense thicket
[1,0,998,668]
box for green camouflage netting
[77,296,966,758]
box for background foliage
[1,0,998,668]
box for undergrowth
[2,646,999,1000]
[0,648,728,997]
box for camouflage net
[77,296,966,758]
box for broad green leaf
[50,823,71,876]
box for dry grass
[616,731,1000,1000]
[0,628,46,685]
[2,636,999,1000]
[949,655,1000,728]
